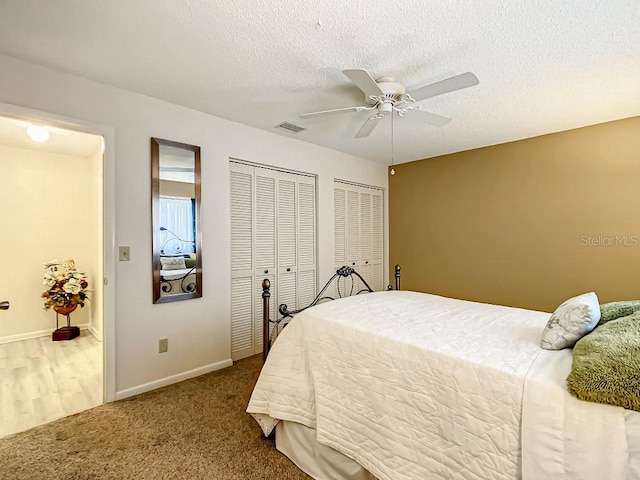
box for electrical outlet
[158,338,168,353]
[119,246,130,261]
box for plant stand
[52,311,79,341]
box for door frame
[0,101,116,402]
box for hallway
[0,331,102,438]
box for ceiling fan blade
[299,105,369,119]
[409,72,479,101]
[355,114,383,138]
[412,109,452,127]
[343,69,385,98]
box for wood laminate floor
[0,331,102,438]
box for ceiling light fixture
[26,124,50,143]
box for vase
[53,304,77,315]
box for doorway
[0,112,109,437]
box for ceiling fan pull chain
[390,112,396,176]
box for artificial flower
[41,259,90,310]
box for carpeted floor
[0,355,310,480]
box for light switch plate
[119,246,130,261]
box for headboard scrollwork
[261,265,401,362]
[279,265,373,319]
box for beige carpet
[0,355,309,480]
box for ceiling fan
[300,69,479,138]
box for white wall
[0,144,101,342]
[0,54,389,398]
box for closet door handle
[264,270,269,274]
[286,268,291,272]
[352,262,356,266]
[365,261,369,264]
[0,301,9,310]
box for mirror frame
[151,137,202,303]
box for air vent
[276,122,306,133]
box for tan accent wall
[389,116,640,312]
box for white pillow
[160,257,186,270]
[541,292,601,350]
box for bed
[159,256,196,295]
[247,266,640,480]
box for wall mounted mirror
[151,138,202,303]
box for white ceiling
[160,145,195,184]
[0,0,638,164]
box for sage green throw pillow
[598,301,640,326]
[567,313,640,412]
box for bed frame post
[262,279,271,363]
[395,264,401,291]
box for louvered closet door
[231,162,318,360]
[346,188,363,293]
[371,190,384,291]
[334,182,384,294]
[230,164,254,360]
[277,173,298,318]
[357,190,372,292]
[346,189,360,269]
[253,172,276,352]
[333,187,347,299]
[297,177,316,308]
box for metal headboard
[261,265,401,362]
[159,266,197,294]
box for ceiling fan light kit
[300,68,479,139]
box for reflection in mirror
[151,138,202,303]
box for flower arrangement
[41,259,89,311]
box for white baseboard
[88,325,103,342]
[114,358,233,401]
[0,323,89,345]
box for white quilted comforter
[247,291,639,480]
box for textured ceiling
[0,0,638,164]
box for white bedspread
[247,291,637,480]
[522,348,632,479]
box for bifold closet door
[276,173,297,317]
[333,182,384,295]
[276,172,316,325]
[346,188,361,293]
[253,171,276,354]
[230,164,255,360]
[370,190,384,291]
[333,186,347,299]
[297,176,316,309]
[231,162,318,361]
[358,189,372,292]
